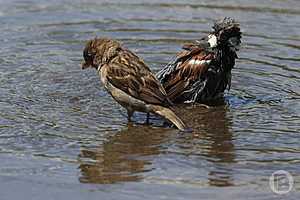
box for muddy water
[0,0,299,199]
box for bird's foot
[127,110,134,122]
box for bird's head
[81,37,121,70]
[207,17,241,51]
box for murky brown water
[0,0,299,199]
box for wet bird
[157,17,242,104]
[81,38,186,131]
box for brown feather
[106,49,170,107]
[162,45,214,102]
[82,37,186,130]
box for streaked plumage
[157,17,242,104]
[81,38,186,131]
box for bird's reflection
[78,99,235,186]
[78,124,175,184]
[176,100,235,187]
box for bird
[156,17,242,104]
[81,37,186,131]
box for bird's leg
[145,112,150,124]
[127,109,134,122]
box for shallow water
[0,0,299,199]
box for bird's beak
[81,61,90,70]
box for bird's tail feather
[151,105,186,131]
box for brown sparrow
[157,17,242,104]
[81,37,186,131]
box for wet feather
[157,17,242,104]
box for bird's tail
[150,105,186,131]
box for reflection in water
[0,0,299,198]
[78,102,236,186]
[78,125,174,184]
[205,108,235,187]
[177,102,235,186]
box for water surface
[0,0,299,199]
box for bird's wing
[157,43,215,102]
[106,50,172,107]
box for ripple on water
[0,0,300,199]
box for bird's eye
[87,53,93,58]
[83,50,94,61]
